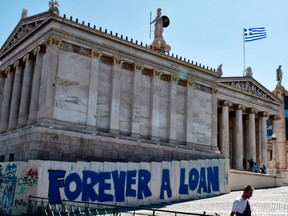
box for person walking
[230,185,254,216]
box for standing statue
[217,64,223,76]
[49,0,59,15]
[21,8,28,19]
[276,65,283,86]
[150,8,164,40]
[244,67,253,77]
[149,8,171,53]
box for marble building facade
[0,7,287,172]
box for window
[9,154,14,162]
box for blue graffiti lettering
[160,169,172,199]
[179,166,219,195]
[48,169,152,203]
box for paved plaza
[155,186,288,216]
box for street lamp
[271,133,277,161]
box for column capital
[91,50,102,59]
[5,66,11,75]
[212,87,218,94]
[171,75,178,83]
[188,80,195,87]
[46,37,64,48]
[135,64,144,71]
[234,104,245,111]
[113,57,124,65]
[246,108,257,114]
[13,60,20,68]
[153,70,161,77]
[270,115,281,120]
[23,54,30,62]
[219,100,232,107]
[33,46,41,55]
[258,111,269,117]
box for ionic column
[219,100,232,158]
[149,70,160,140]
[168,76,178,143]
[0,67,14,133]
[233,104,245,170]
[259,111,268,167]
[8,61,24,131]
[86,50,102,126]
[17,54,34,128]
[131,64,143,137]
[109,57,123,134]
[247,108,257,162]
[28,46,44,125]
[184,81,195,143]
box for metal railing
[27,196,219,216]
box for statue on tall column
[149,8,171,53]
[276,65,283,87]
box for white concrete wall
[229,169,283,191]
[0,158,229,215]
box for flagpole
[243,28,246,76]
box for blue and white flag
[243,27,266,42]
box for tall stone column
[17,54,34,128]
[28,46,43,125]
[0,67,14,133]
[211,88,219,150]
[184,81,194,143]
[38,38,62,120]
[0,74,4,119]
[259,112,268,167]
[168,76,178,143]
[149,70,160,140]
[268,115,281,175]
[247,108,257,162]
[277,95,287,171]
[8,61,24,131]
[233,104,245,170]
[131,64,143,137]
[219,100,232,159]
[109,57,123,134]
[86,50,101,127]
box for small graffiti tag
[15,198,27,208]
[17,169,38,186]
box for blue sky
[1,0,288,91]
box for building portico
[218,77,282,170]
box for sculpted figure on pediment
[49,0,59,15]
[21,8,28,19]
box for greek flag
[243,27,266,42]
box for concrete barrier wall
[0,158,229,215]
[229,169,283,191]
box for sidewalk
[157,186,288,216]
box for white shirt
[231,196,249,214]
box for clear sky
[1,0,288,92]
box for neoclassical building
[0,4,287,174]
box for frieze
[221,81,273,101]
[160,73,171,82]
[62,41,90,57]
[194,83,212,94]
[122,62,134,71]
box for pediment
[0,11,51,56]
[219,76,280,103]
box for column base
[268,160,281,175]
